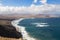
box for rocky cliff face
[0,25,22,39]
[0,19,23,40]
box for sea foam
[11,18,36,40]
[32,23,49,27]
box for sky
[0,0,60,14]
[0,0,60,6]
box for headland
[0,14,59,40]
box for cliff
[0,19,23,40]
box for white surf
[32,23,49,27]
[11,18,36,40]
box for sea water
[12,18,60,40]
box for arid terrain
[0,14,60,40]
[0,14,59,19]
[0,14,23,40]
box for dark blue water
[18,18,60,40]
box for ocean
[12,18,60,40]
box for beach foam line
[11,18,36,40]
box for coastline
[0,17,59,40]
[0,18,36,40]
[0,19,23,40]
[11,18,36,40]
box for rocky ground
[0,19,23,40]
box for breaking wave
[11,18,36,40]
[32,23,49,27]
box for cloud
[33,0,37,3]
[0,0,59,14]
[40,0,47,4]
[0,4,56,14]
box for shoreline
[11,18,36,40]
[0,17,60,40]
[0,18,23,40]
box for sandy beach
[0,37,22,40]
